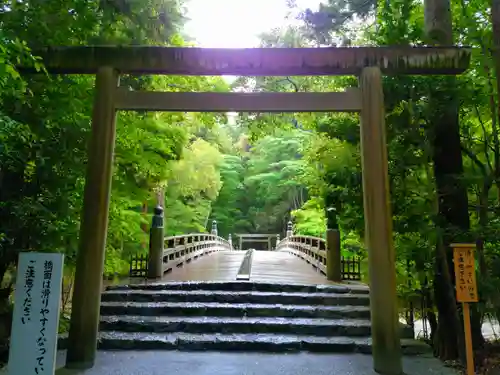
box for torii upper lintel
[20,45,471,76]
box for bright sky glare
[184,0,323,48]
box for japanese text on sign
[8,253,64,375]
[22,261,35,325]
[452,244,478,303]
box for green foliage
[165,138,223,235]
[210,155,247,236]
[211,128,310,238]
[0,0,230,282]
[291,198,326,237]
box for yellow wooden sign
[451,243,478,303]
[451,243,478,375]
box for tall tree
[424,0,484,359]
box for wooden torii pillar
[20,46,471,375]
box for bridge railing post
[148,205,164,279]
[179,235,187,263]
[211,219,218,236]
[212,234,217,252]
[326,229,341,282]
[286,221,293,238]
[201,235,207,252]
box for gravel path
[48,350,459,375]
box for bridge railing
[276,234,361,281]
[130,233,231,279]
[161,233,231,273]
[129,206,232,278]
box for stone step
[58,331,430,355]
[100,290,371,306]
[100,301,372,319]
[105,281,370,295]
[99,315,373,337]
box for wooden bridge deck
[156,250,338,284]
[104,249,356,292]
[250,251,335,284]
[161,251,245,282]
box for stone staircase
[88,281,429,353]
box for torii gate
[20,45,470,375]
[234,233,279,250]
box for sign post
[451,243,478,375]
[8,252,64,375]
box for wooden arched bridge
[59,210,429,371]
[129,214,361,284]
[128,232,360,284]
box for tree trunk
[492,0,500,147]
[432,239,463,359]
[424,0,484,360]
[141,201,148,251]
[477,184,491,277]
